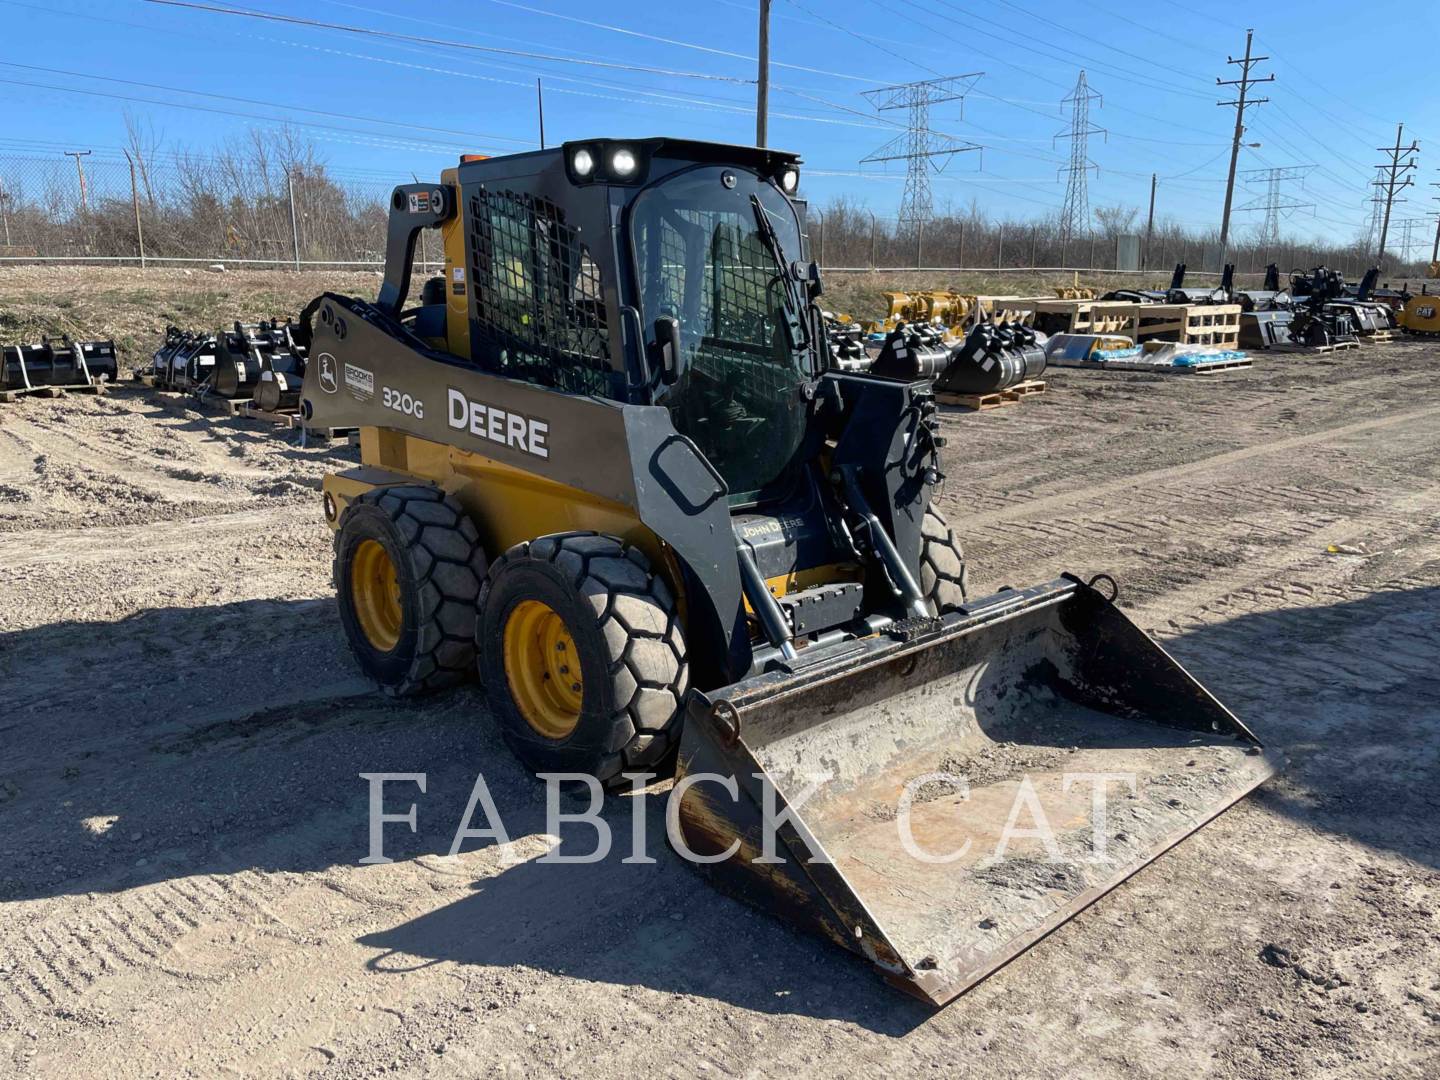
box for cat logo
[318,352,338,394]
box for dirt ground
[1,269,1438,1078]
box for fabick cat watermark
[357,770,1139,868]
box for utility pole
[1373,123,1419,265]
[124,150,146,268]
[755,0,770,147]
[64,149,92,216]
[1143,172,1157,269]
[1431,177,1440,264]
[1216,30,1273,260]
[287,168,302,271]
[536,78,546,150]
[0,189,11,247]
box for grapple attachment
[673,577,1278,1006]
[1,338,117,393]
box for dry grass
[0,266,379,366]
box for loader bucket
[672,576,1279,1007]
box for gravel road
[0,324,1437,1077]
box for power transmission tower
[1373,123,1419,265]
[1056,70,1104,241]
[861,74,983,226]
[1394,216,1428,265]
[1362,167,1386,253]
[1236,165,1315,246]
[1216,29,1273,258]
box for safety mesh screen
[468,188,612,395]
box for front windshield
[630,166,812,504]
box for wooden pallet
[1358,330,1397,345]
[0,383,105,402]
[1136,303,1242,348]
[1020,299,1141,337]
[1267,340,1360,355]
[962,295,1046,328]
[211,395,254,416]
[237,401,301,427]
[235,402,355,442]
[938,379,1047,410]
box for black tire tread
[334,484,486,697]
[919,506,968,614]
[481,531,688,780]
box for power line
[0,59,525,145]
[0,75,474,154]
[140,0,755,83]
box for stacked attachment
[147,320,307,401]
[867,321,953,380]
[933,322,1046,396]
[150,327,219,392]
[0,338,118,399]
[253,323,309,412]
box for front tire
[478,532,688,783]
[919,506,968,614]
[334,485,487,696]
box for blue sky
[4,0,1438,249]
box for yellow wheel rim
[351,539,403,652]
[503,599,583,739]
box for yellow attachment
[351,539,403,652]
[503,599,583,739]
[882,291,918,321]
[1054,286,1097,300]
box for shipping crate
[1135,303,1241,347]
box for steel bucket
[672,576,1280,1006]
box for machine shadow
[355,583,1440,1021]
[1157,583,1440,873]
[3,584,1435,1024]
[355,792,933,1035]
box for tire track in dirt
[0,870,288,1023]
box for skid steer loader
[300,139,1278,1006]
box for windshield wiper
[749,194,808,352]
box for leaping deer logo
[318,352,338,394]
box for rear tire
[334,485,487,697]
[919,506,968,614]
[478,532,688,783]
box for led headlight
[610,147,638,178]
[780,167,799,193]
[571,148,595,177]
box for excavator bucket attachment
[673,577,1279,1007]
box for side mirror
[654,317,682,385]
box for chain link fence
[0,150,396,267]
[0,149,1427,281]
[807,203,1429,281]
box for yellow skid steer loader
[300,138,1278,1006]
